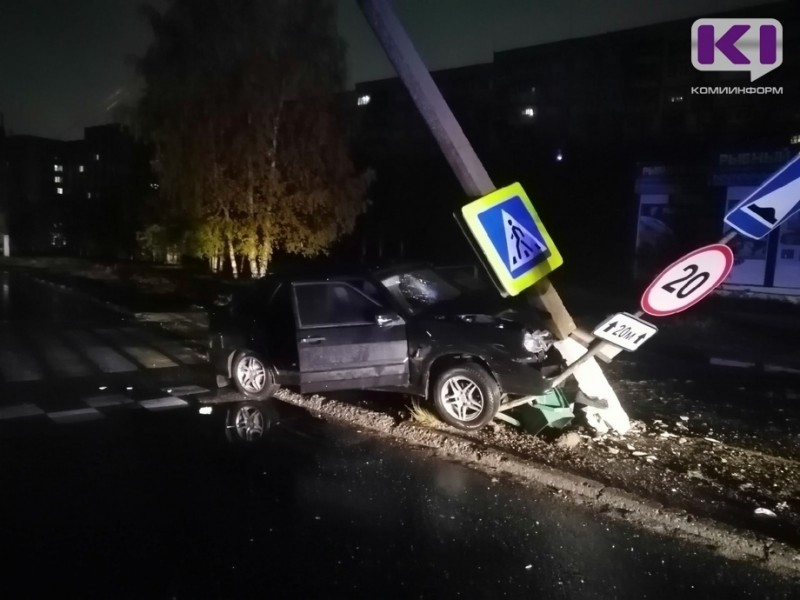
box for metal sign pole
[355,0,577,340]
[548,228,741,388]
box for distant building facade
[634,146,800,297]
[3,124,153,257]
[342,0,800,282]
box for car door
[291,280,409,393]
[254,282,299,384]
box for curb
[263,388,800,579]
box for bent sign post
[641,244,735,317]
[549,243,734,389]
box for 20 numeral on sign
[641,244,734,317]
[660,264,710,299]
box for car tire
[231,351,277,400]
[225,401,276,444]
[431,363,501,430]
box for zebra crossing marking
[0,323,202,384]
[29,330,94,378]
[84,394,137,409]
[48,408,104,424]
[163,385,209,396]
[123,327,202,366]
[139,397,190,411]
[0,332,45,382]
[62,329,139,374]
[0,403,45,420]
[93,328,178,369]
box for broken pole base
[553,338,631,435]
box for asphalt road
[1,269,798,598]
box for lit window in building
[56,187,64,195]
[522,107,536,118]
[54,164,63,172]
[54,176,62,183]
[791,134,800,145]
[670,95,684,103]
[51,232,66,248]
[357,94,371,107]
[79,165,85,173]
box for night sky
[0,0,774,140]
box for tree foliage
[136,0,368,276]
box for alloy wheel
[236,356,267,393]
[440,376,484,423]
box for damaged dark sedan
[209,264,565,430]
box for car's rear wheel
[225,401,276,444]
[232,351,276,400]
[431,364,500,430]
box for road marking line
[84,394,136,409]
[139,397,189,411]
[0,403,45,420]
[63,329,139,373]
[93,328,178,369]
[29,330,93,378]
[0,330,45,382]
[163,385,209,396]
[48,408,104,424]
[764,364,800,374]
[709,357,756,368]
[122,327,202,366]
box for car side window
[293,282,381,328]
[232,277,279,317]
[347,278,382,303]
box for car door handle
[300,336,326,345]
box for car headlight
[523,329,553,354]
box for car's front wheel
[431,364,500,430]
[232,351,276,400]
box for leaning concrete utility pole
[355,0,577,341]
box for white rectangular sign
[592,312,658,352]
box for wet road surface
[1,403,798,599]
[0,271,211,421]
[1,269,798,598]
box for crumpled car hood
[422,294,547,332]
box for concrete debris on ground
[553,338,631,435]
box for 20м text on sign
[461,183,563,297]
[592,312,658,352]
[641,244,734,317]
[725,153,800,239]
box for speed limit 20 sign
[641,244,734,317]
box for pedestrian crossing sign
[460,183,562,296]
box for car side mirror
[375,310,401,327]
